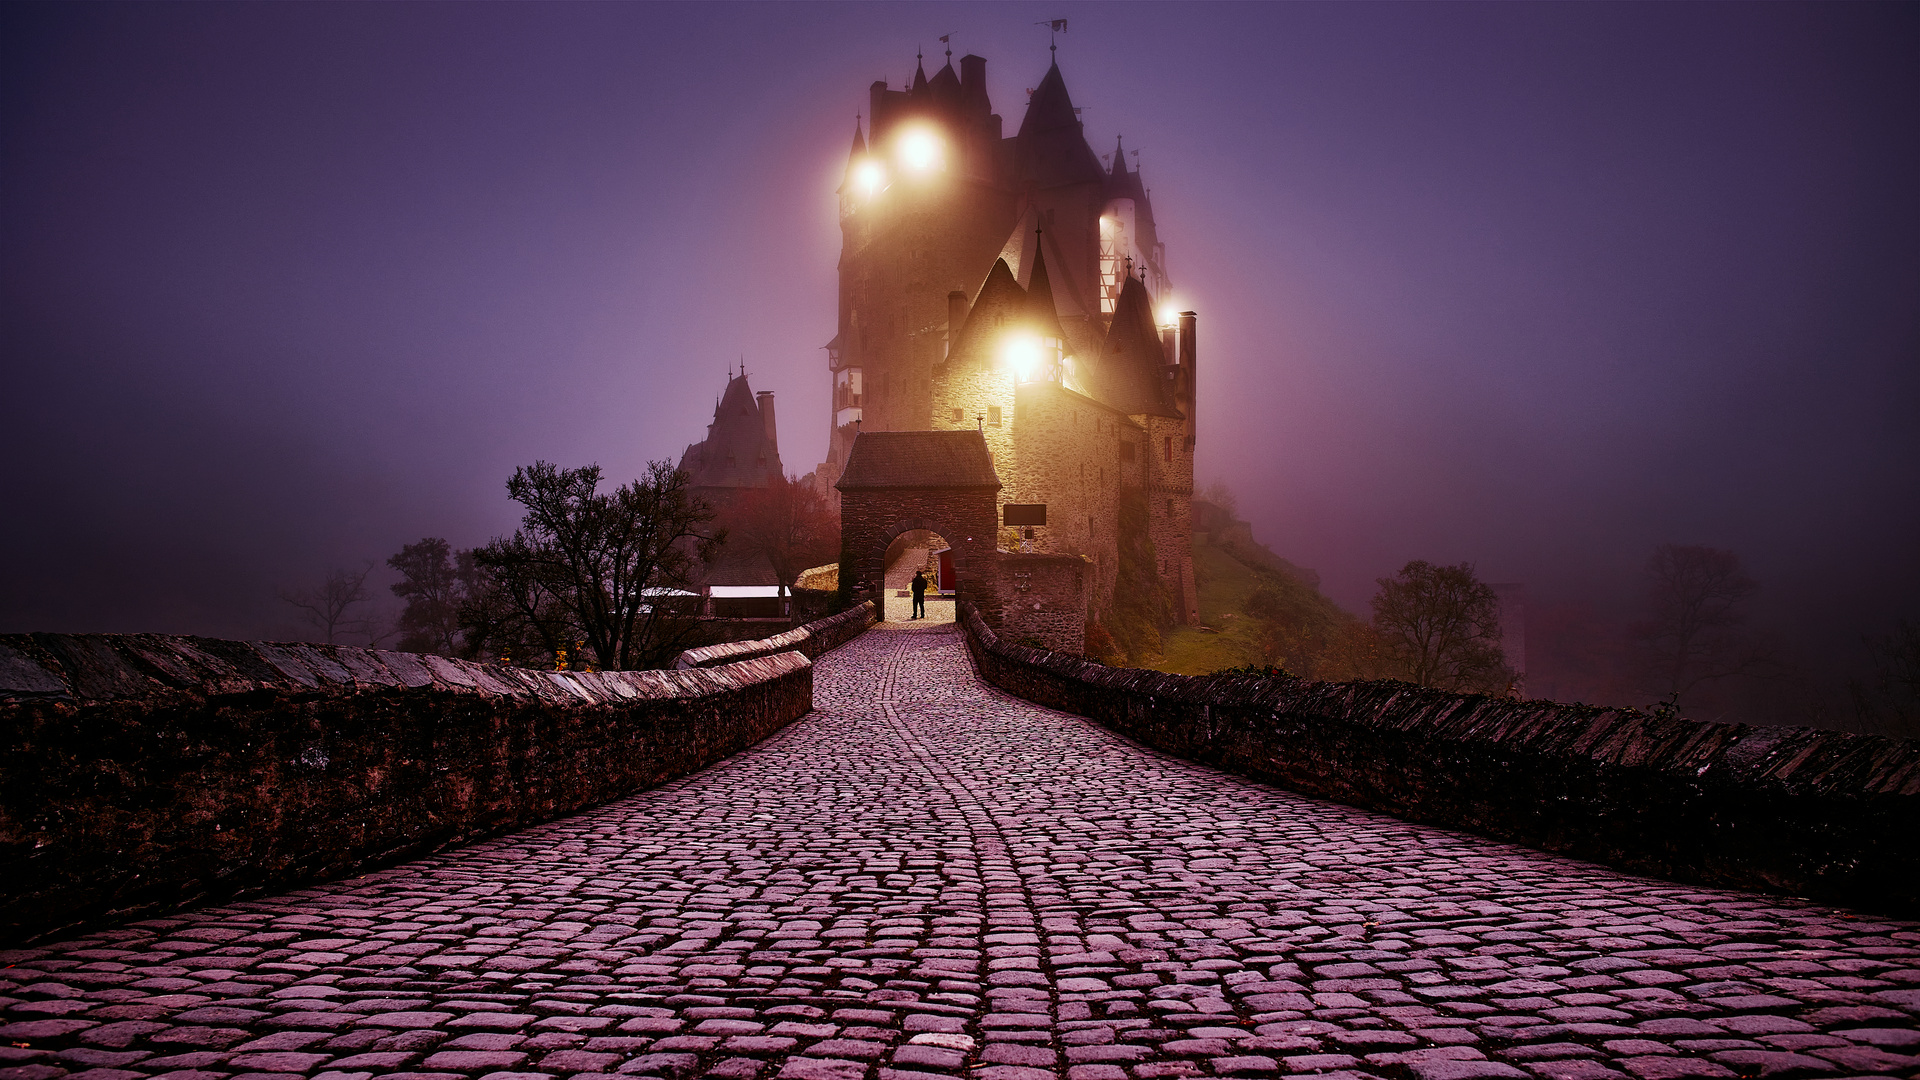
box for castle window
[1167,498,1174,516]
[988,406,1002,427]
[1089,515,1095,537]
[1164,436,1173,461]
[952,407,962,422]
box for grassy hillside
[1153,533,1273,674]
[1147,530,1374,678]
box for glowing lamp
[898,125,944,172]
[1157,302,1178,327]
[1004,334,1043,383]
[854,159,885,196]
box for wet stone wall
[0,633,814,945]
[672,601,876,668]
[960,603,1920,915]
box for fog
[3,3,1915,723]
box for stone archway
[835,431,1001,623]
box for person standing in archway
[910,570,928,620]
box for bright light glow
[1157,302,1179,327]
[898,125,944,172]
[854,159,885,196]
[1003,334,1042,383]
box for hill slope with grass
[1152,515,1383,678]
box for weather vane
[1036,18,1067,54]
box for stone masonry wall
[991,552,1089,656]
[1142,412,1197,623]
[672,601,876,669]
[959,604,1920,915]
[0,633,815,946]
[1008,383,1124,618]
[839,486,999,623]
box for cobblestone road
[4,622,1917,1080]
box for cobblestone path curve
[4,621,1918,1080]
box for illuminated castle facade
[810,50,1200,626]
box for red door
[936,548,955,593]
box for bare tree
[279,563,379,644]
[469,459,722,671]
[1370,560,1512,691]
[387,537,470,655]
[725,474,840,598]
[1199,479,1238,521]
[1631,543,1773,705]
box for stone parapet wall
[673,601,876,669]
[959,604,1920,915]
[0,634,814,945]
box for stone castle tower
[810,48,1199,625]
[679,368,783,511]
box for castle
[808,47,1200,627]
[678,366,783,511]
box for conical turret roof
[948,259,1026,367]
[837,118,867,195]
[1091,274,1180,418]
[1018,61,1077,138]
[1014,60,1104,188]
[929,60,961,103]
[1024,233,1069,343]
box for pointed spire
[1018,59,1078,138]
[1024,231,1069,343]
[1094,273,1179,417]
[912,50,929,93]
[1112,135,1128,176]
[839,115,869,196]
[929,56,961,101]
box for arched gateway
[836,430,1001,623]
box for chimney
[960,55,989,115]
[756,391,778,453]
[1178,311,1198,443]
[947,290,968,358]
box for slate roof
[1014,61,1105,189]
[1089,273,1182,418]
[836,430,1002,491]
[678,371,782,490]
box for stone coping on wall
[959,603,1920,915]
[0,632,804,707]
[673,600,876,669]
[0,633,815,945]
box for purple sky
[3,3,1916,678]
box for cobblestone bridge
[4,619,1917,1080]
